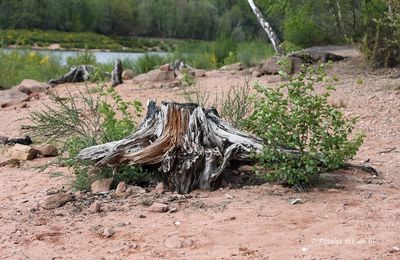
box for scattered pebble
[289,198,303,205]
[89,201,101,213]
[148,203,169,213]
[102,227,115,238]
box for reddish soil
[1,47,400,259]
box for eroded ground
[1,47,400,259]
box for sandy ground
[1,47,400,259]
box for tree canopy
[0,0,393,48]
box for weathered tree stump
[78,101,297,194]
[111,59,123,87]
[49,65,94,86]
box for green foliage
[362,4,400,67]
[280,41,303,54]
[236,39,275,67]
[246,64,364,186]
[98,86,143,142]
[0,49,65,89]
[25,84,148,191]
[132,53,168,74]
[220,78,254,129]
[0,29,191,52]
[66,51,97,67]
[283,6,323,48]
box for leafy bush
[66,51,97,67]
[220,78,254,129]
[362,7,400,67]
[132,53,168,74]
[236,39,274,67]
[283,6,324,48]
[246,64,364,186]
[0,50,66,89]
[25,84,149,191]
[280,41,303,54]
[212,35,237,66]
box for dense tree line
[0,0,392,46]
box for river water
[2,48,167,65]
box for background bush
[0,50,66,89]
[362,4,400,68]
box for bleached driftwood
[78,101,298,194]
[49,65,94,86]
[111,59,123,87]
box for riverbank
[0,29,193,52]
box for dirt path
[1,47,400,259]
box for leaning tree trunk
[78,101,297,194]
[247,0,282,55]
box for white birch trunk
[247,0,282,55]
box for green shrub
[66,51,97,67]
[25,84,149,191]
[132,53,168,74]
[246,64,364,186]
[236,40,274,67]
[219,78,254,129]
[212,35,237,66]
[362,7,400,68]
[283,6,323,48]
[0,50,66,89]
[280,41,303,54]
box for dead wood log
[78,101,299,194]
[111,59,123,87]
[49,65,94,86]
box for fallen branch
[49,65,94,86]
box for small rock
[160,64,172,71]
[327,188,340,193]
[225,194,234,199]
[259,56,285,75]
[134,69,175,82]
[289,198,303,205]
[169,207,178,213]
[89,201,101,213]
[220,63,243,71]
[194,69,206,77]
[390,246,400,253]
[43,193,74,210]
[154,182,165,194]
[0,135,8,144]
[102,227,115,238]
[122,69,135,80]
[0,157,20,167]
[238,165,253,173]
[115,181,127,194]
[8,144,39,161]
[164,235,193,249]
[252,70,262,77]
[91,178,114,194]
[0,89,30,108]
[37,144,59,157]
[15,79,50,95]
[272,184,290,194]
[148,203,169,213]
[125,185,145,195]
